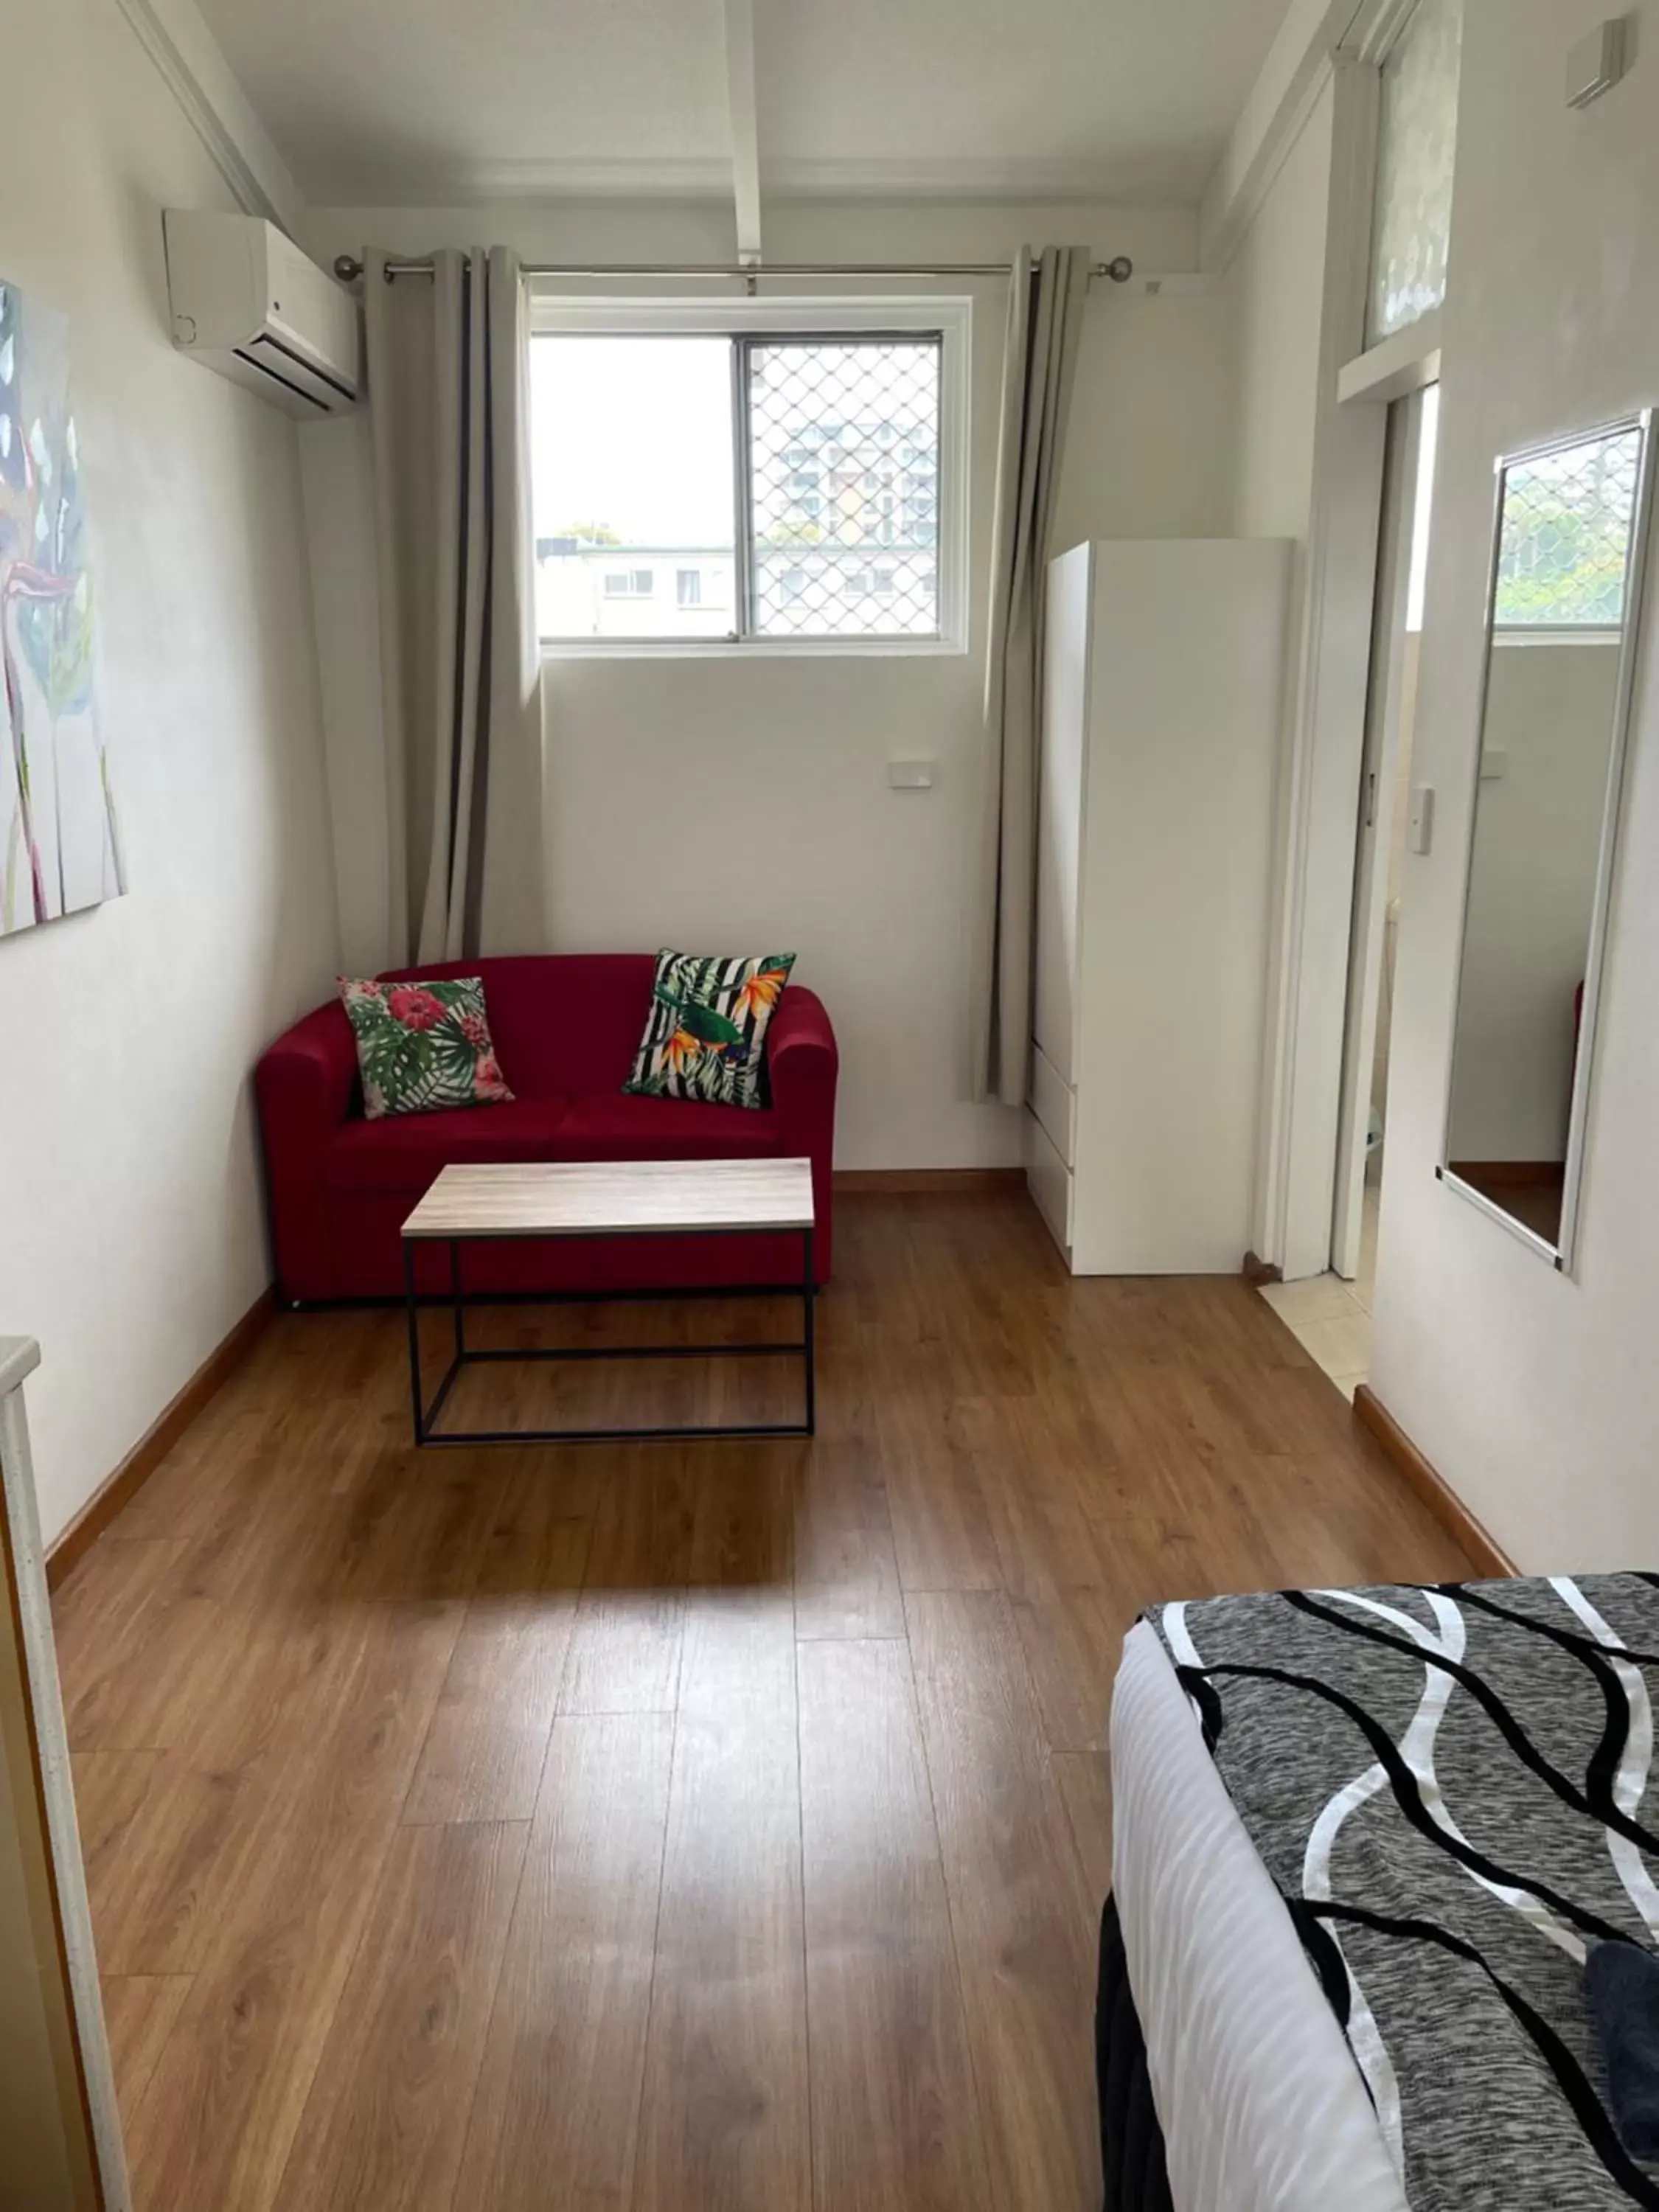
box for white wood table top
[401,1157,815,1241]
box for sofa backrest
[378,953,658,1097]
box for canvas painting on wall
[0,276,123,936]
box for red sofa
[255,954,838,1304]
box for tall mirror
[1441,413,1654,1262]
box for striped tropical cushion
[623,950,796,1110]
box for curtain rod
[331,254,1135,286]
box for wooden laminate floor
[52,1190,1472,2212]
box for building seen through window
[532,331,942,642]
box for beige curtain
[970,246,1091,1105]
[364,246,544,965]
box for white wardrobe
[1026,538,1292,1273]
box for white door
[1332,385,1438,1279]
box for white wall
[0,0,340,1542]
[1371,0,1659,1571]
[1223,72,1335,543]
[1446,636,1620,1164]
[300,198,1234,1168]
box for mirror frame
[1438,408,1657,1271]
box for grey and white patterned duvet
[1150,1575,1659,2211]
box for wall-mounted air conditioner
[163,210,361,417]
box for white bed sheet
[1110,1619,1409,2212]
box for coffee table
[400,1158,815,1446]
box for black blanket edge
[1098,1893,1175,2212]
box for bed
[1104,1574,1659,2211]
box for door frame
[1234,6,1454,1281]
[1330,380,1436,1279]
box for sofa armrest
[767,985,838,1279]
[254,1002,358,1301]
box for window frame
[529,293,971,660]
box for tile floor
[1257,1186,1380,1402]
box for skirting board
[45,1288,274,1592]
[832,1167,1026,1194]
[1352,1383,1517,1578]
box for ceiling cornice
[1198,0,1355,271]
[307,155,735,207]
[1198,0,1411,274]
[305,152,1204,212]
[113,0,305,232]
[765,156,1203,204]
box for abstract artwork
[0,277,123,937]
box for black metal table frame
[401,1226,815,1446]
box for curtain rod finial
[1102,255,1133,284]
[333,254,364,285]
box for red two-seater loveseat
[255,955,838,1304]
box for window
[1367,0,1464,345]
[1494,421,1644,630]
[531,335,734,641]
[530,305,962,650]
[747,338,940,638]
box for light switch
[1408,784,1436,855]
[1479,748,1508,781]
[888,759,934,790]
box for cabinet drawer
[1029,1040,1076,1167]
[1024,1109,1074,1262]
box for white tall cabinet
[1026,539,1292,1273]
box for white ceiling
[193,0,1294,207]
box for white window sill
[540,634,970,662]
[1491,625,1623,647]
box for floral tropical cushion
[624,950,796,1110]
[338,974,514,1119]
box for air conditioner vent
[235,332,355,411]
[164,211,361,420]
